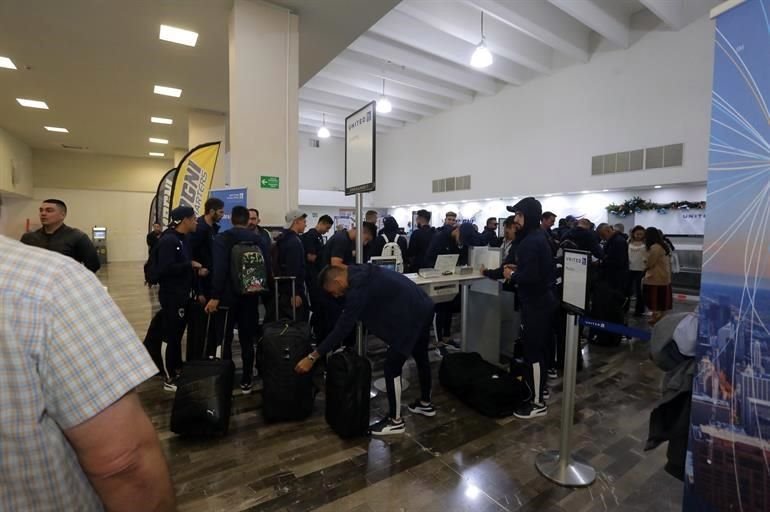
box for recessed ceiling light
[581,190,591,194]
[544,194,553,197]
[44,126,68,133]
[153,85,182,98]
[151,116,173,125]
[602,189,609,192]
[149,137,168,144]
[149,152,165,157]
[159,24,199,47]
[16,98,49,109]
[0,56,16,70]
[654,185,662,189]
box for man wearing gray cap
[154,205,201,391]
[275,209,309,318]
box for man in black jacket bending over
[506,197,557,419]
[294,264,436,436]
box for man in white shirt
[0,197,175,511]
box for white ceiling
[297,0,717,139]
[0,0,716,158]
[0,0,398,159]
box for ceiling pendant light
[376,78,392,114]
[470,12,493,69]
[317,113,330,139]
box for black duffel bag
[439,352,531,418]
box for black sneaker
[369,417,406,436]
[241,383,253,395]
[514,402,548,419]
[408,400,436,417]
[547,368,558,380]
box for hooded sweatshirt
[509,197,556,302]
[370,217,408,258]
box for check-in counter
[402,246,520,364]
[465,246,520,364]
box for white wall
[0,128,33,197]
[33,149,172,193]
[374,13,714,207]
[388,184,707,233]
[0,150,172,261]
[2,187,155,262]
[299,135,344,190]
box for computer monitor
[370,256,398,273]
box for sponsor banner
[685,2,770,510]
[170,142,221,216]
[209,188,247,231]
[148,195,158,233]
[155,168,176,228]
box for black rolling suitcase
[325,348,371,438]
[439,352,530,418]
[261,277,315,422]
[170,309,235,436]
[185,300,210,361]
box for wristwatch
[307,354,317,362]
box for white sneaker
[369,418,406,436]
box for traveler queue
[138,196,675,427]
[15,197,675,430]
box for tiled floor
[101,262,689,512]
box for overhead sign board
[562,249,590,314]
[345,101,376,195]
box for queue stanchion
[354,192,366,358]
[535,311,596,487]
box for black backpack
[144,231,178,286]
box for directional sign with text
[260,176,280,189]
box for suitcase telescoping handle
[203,307,229,359]
[273,276,296,322]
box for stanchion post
[355,193,365,357]
[535,312,596,487]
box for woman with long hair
[628,225,647,316]
[643,227,673,325]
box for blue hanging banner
[209,188,248,231]
[685,2,770,511]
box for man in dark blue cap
[154,205,200,391]
[505,197,557,419]
[294,264,437,436]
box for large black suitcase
[325,348,371,438]
[261,277,315,422]
[439,352,530,418]
[171,310,235,436]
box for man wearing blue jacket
[407,209,435,272]
[275,210,308,319]
[294,264,436,436]
[505,197,557,419]
[205,206,271,394]
[154,206,201,391]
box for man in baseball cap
[147,205,201,391]
[284,209,308,229]
[276,209,309,318]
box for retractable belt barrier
[580,317,652,341]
